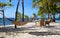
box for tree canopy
[32,0,60,18]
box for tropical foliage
[32,0,60,22]
[33,0,49,18]
[0,3,12,8]
[0,0,12,27]
[24,15,29,22]
[17,12,21,21]
[33,13,37,20]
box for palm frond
[0,2,7,7]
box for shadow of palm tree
[0,27,24,37]
[0,25,37,32]
[44,26,55,28]
[0,25,60,37]
[0,36,5,38]
[29,32,60,36]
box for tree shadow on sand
[0,37,5,38]
[29,32,60,36]
[0,25,60,37]
[0,26,38,37]
[44,26,55,28]
[0,25,38,32]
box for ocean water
[0,18,15,25]
[0,18,60,25]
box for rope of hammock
[0,13,26,26]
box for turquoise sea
[0,18,60,25]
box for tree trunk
[15,0,20,28]
[40,18,45,27]
[2,10,5,27]
[53,14,55,22]
[22,0,24,22]
[48,13,50,19]
[46,2,50,20]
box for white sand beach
[0,22,60,38]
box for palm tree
[33,0,60,22]
[49,1,60,22]
[15,0,20,28]
[0,1,12,27]
[22,0,24,22]
[32,0,48,23]
[48,0,60,22]
[8,0,20,28]
[0,2,6,27]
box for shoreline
[0,24,14,28]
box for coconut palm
[8,0,20,28]
[0,1,12,27]
[50,4,57,22]
[49,1,60,22]
[32,0,49,24]
[15,0,20,28]
[0,3,7,27]
[33,0,49,19]
[33,0,60,22]
[46,0,60,22]
[8,0,21,28]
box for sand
[0,22,60,38]
[0,33,60,38]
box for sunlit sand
[0,22,60,38]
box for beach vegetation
[17,12,21,21]
[0,0,12,27]
[24,15,29,22]
[33,13,37,20]
[32,0,60,22]
[15,0,20,28]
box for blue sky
[0,0,59,18]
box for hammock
[0,13,27,26]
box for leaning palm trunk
[2,10,5,27]
[15,0,20,28]
[0,9,5,27]
[22,0,24,22]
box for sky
[0,0,59,18]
